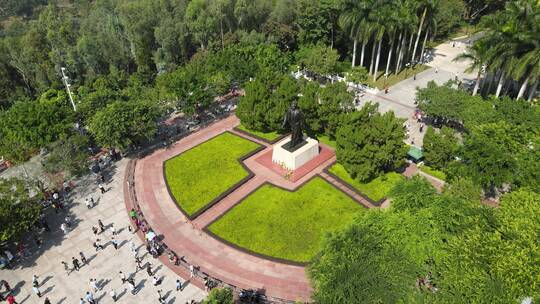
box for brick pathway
[319,171,376,208]
[132,115,312,302]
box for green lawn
[316,135,336,149]
[329,163,405,202]
[208,177,364,263]
[164,132,260,216]
[418,164,447,181]
[236,124,282,142]
[365,64,430,90]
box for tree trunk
[406,32,414,65]
[373,38,383,82]
[385,34,395,76]
[528,79,539,101]
[369,39,376,75]
[495,71,505,98]
[517,75,530,99]
[419,28,429,64]
[360,40,367,67]
[486,72,496,96]
[472,69,481,96]
[394,31,403,74]
[412,7,427,63]
[397,32,407,71]
[352,38,358,67]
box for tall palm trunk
[352,39,358,67]
[517,75,530,99]
[419,28,429,64]
[528,79,539,101]
[373,38,383,82]
[397,32,408,71]
[369,39,376,75]
[385,34,396,76]
[472,69,481,96]
[486,72,496,95]
[495,71,505,98]
[406,32,414,65]
[412,7,427,63]
[394,31,403,74]
[360,40,367,67]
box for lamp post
[60,67,77,112]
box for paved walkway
[133,115,312,302]
[0,158,205,304]
[357,40,475,147]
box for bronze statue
[281,100,306,152]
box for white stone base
[272,136,319,171]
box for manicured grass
[208,177,364,263]
[236,124,282,142]
[329,163,405,202]
[317,135,336,149]
[164,132,260,216]
[365,64,430,90]
[418,164,447,181]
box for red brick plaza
[124,115,384,302]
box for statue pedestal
[272,136,319,171]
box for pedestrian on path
[85,291,95,304]
[158,289,165,303]
[85,198,93,209]
[72,257,81,271]
[43,297,51,304]
[189,265,195,279]
[89,278,99,292]
[111,223,116,236]
[128,224,133,234]
[61,261,70,275]
[413,73,417,80]
[152,276,161,286]
[119,271,127,284]
[32,285,42,297]
[94,239,104,251]
[3,280,11,291]
[435,67,438,74]
[60,223,68,235]
[110,289,117,302]
[80,251,88,265]
[32,274,39,287]
[79,298,85,304]
[111,236,119,250]
[98,183,106,194]
[6,295,18,304]
[128,279,136,295]
[176,279,182,291]
[135,256,143,272]
[146,263,153,276]
[98,219,105,233]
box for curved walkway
[131,115,312,302]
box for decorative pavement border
[322,162,386,207]
[162,130,265,220]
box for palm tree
[454,41,488,96]
[411,0,438,63]
[339,0,371,67]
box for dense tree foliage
[422,126,459,170]
[310,177,540,303]
[201,287,234,304]
[0,178,42,242]
[42,134,91,178]
[335,103,407,181]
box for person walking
[79,298,85,304]
[158,290,165,304]
[189,265,195,279]
[135,256,143,272]
[94,239,104,251]
[176,279,182,291]
[109,289,117,302]
[80,251,88,265]
[152,276,160,286]
[32,285,42,297]
[6,295,18,304]
[98,219,105,233]
[60,223,68,235]
[85,198,93,209]
[92,226,98,236]
[85,291,95,304]
[127,279,136,295]
[111,236,119,250]
[119,271,127,284]
[89,278,99,292]
[32,274,39,287]
[98,183,106,194]
[72,257,81,271]
[3,280,11,292]
[146,263,153,276]
[43,297,51,304]
[111,223,116,236]
[61,261,70,275]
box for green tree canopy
[422,126,459,170]
[336,103,407,181]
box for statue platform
[272,136,319,171]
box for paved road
[357,40,475,147]
[0,158,206,304]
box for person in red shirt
[7,294,19,304]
